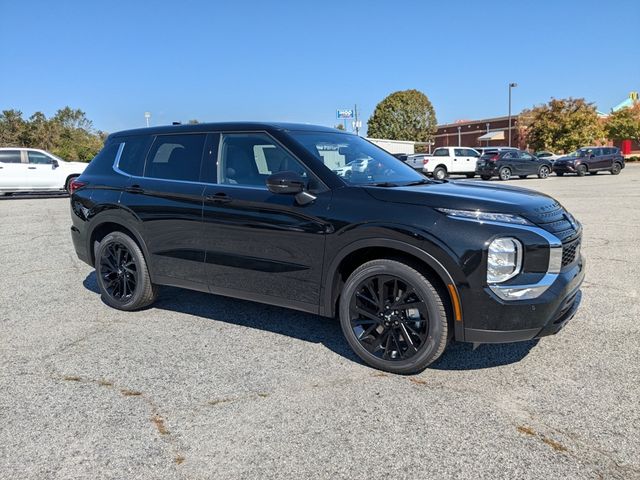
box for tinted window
[218,132,311,188]
[0,150,22,163]
[466,149,479,157]
[503,152,517,159]
[144,134,206,182]
[454,148,464,156]
[118,135,153,176]
[433,148,449,157]
[28,151,54,164]
[520,152,534,160]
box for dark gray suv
[553,147,625,176]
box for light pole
[144,112,151,128]
[508,83,517,147]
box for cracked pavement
[1,166,639,479]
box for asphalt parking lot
[1,166,639,479]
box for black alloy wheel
[100,241,137,302]
[538,165,551,179]
[95,231,157,311]
[499,166,511,181]
[611,162,622,175]
[339,259,448,374]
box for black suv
[553,147,625,176]
[70,123,584,374]
[476,149,553,181]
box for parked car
[422,147,481,179]
[0,148,88,195]
[70,122,584,374]
[476,149,553,181]
[553,147,625,176]
[403,153,430,171]
[535,151,561,162]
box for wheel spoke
[356,291,377,308]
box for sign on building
[336,109,354,119]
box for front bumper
[463,256,585,343]
[553,163,576,173]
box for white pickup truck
[414,147,481,180]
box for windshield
[288,131,426,186]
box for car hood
[555,156,578,163]
[363,180,561,216]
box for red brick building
[434,116,523,149]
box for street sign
[337,109,354,119]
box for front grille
[562,238,581,267]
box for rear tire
[339,259,448,375]
[498,166,511,181]
[576,164,587,176]
[611,162,622,175]
[433,167,447,181]
[95,231,158,311]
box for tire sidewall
[577,164,587,176]
[95,232,147,310]
[611,162,621,175]
[434,168,446,180]
[339,260,446,374]
[538,165,550,179]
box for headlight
[437,208,532,225]
[487,237,522,283]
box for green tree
[25,112,60,151]
[0,109,27,146]
[523,98,603,153]
[367,89,437,142]
[334,123,345,131]
[605,103,640,143]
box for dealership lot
[1,167,639,479]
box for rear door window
[433,148,449,157]
[144,134,206,182]
[454,148,465,156]
[0,150,22,163]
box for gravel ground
[1,165,639,479]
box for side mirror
[51,159,59,169]
[266,171,316,205]
[266,171,305,194]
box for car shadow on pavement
[83,272,538,371]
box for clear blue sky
[1,0,638,135]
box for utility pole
[353,104,360,136]
[508,83,518,147]
[144,112,151,128]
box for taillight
[423,158,429,165]
[489,154,500,162]
[69,178,87,194]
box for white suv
[0,148,88,195]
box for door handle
[205,192,232,203]
[28,166,36,169]
[125,184,144,194]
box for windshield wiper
[403,179,432,186]
[366,182,399,187]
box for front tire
[339,259,448,375]
[95,231,158,311]
[498,166,511,181]
[537,165,551,179]
[576,164,587,176]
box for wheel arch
[322,239,464,339]
[87,212,151,277]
